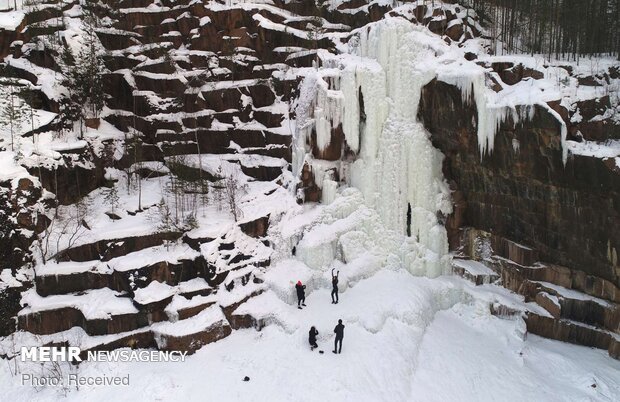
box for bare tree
[36,201,89,263]
[220,166,247,222]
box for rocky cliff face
[0,0,619,360]
[419,79,620,287]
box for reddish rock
[535,292,561,318]
[79,330,156,360]
[310,124,345,161]
[177,301,216,320]
[486,73,503,92]
[0,287,21,336]
[609,338,620,359]
[55,232,182,262]
[239,215,270,238]
[419,79,620,287]
[18,307,147,336]
[29,154,107,205]
[427,17,448,35]
[96,30,139,51]
[577,75,603,86]
[547,100,570,123]
[158,322,231,354]
[495,63,544,85]
[576,120,620,141]
[526,312,613,351]
[85,117,100,129]
[574,96,610,121]
[299,162,321,203]
[445,22,464,41]
[464,52,477,61]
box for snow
[19,288,138,320]
[453,258,497,276]
[261,259,314,305]
[177,278,211,294]
[133,281,176,305]
[410,303,619,401]
[322,20,453,276]
[153,306,227,338]
[321,178,337,205]
[237,269,463,334]
[165,293,216,321]
[566,139,620,159]
[0,152,30,182]
[533,281,613,307]
[129,160,170,175]
[0,9,24,30]
[0,269,21,289]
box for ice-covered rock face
[292,187,450,279]
[295,19,453,276]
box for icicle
[540,102,568,165]
[442,71,524,159]
[322,178,337,205]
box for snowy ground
[2,270,619,402]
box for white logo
[20,347,81,362]
[20,347,188,362]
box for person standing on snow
[295,280,306,309]
[331,269,339,304]
[333,319,344,354]
[309,326,319,350]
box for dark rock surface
[419,79,620,288]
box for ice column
[344,19,452,277]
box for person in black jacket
[331,269,339,304]
[333,319,344,354]
[295,280,306,309]
[308,326,319,350]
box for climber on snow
[309,326,319,350]
[296,280,306,309]
[333,319,345,354]
[331,269,340,304]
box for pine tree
[1,82,27,151]
[59,44,85,137]
[104,185,120,213]
[57,96,81,137]
[58,6,106,138]
[78,9,105,119]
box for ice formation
[294,19,454,277]
[314,73,345,152]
